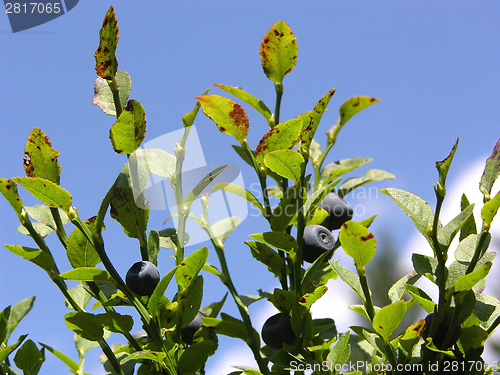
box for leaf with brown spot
[109,100,146,154]
[175,246,208,290]
[339,96,381,128]
[196,95,249,143]
[0,178,24,219]
[94,6,119,80]
[260,21,298,83]
[245,241,285,278]
[214,84,272,121]
[372,300,406,340]
[300,89,336,153]
[23,128,61,185]
[12,177,72,213]
[480,138,500,197]
[255,117,303,168]
[339,221,376,267]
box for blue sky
[1,1,499,374]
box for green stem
[274,81,283,128]
[50,207,69,248]
[313,143,334,191]
[293,184,306,296]
[357,265,376,321]
[240,139,272,220]
[107,75,122,118]
[430,195,447,309]
[98,337,125,375]
[202,223,269,375]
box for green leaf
[438,203,475,248]
[329,260,365,300]
[479,138,500,197]
[147,230,160,266]
[0,334,27,364]
[388,271,420,303]
[255,117,303,168]
[59,268,111,282]
[109,99,147,154]
[405,285,435,313]
[212,182,264,216]
[24,205,69,230]
[298,286,328,309]
[454,262,492,292]
[176,247,208,290]
[372,301,406,340]
[320,157,373,187]
[7,297,35,342]
[147,266,177,316]
[326,331,350,369]
[67,216,101,269]
[4,245,55,272]
[92,71,131,116]
[474,295,500,329]
[39,342,79,372]
[94,6,119,80]
[381,188,435,244]
[264,149,304,183]
[0,178,24,219]
[248,232,297,254]
[0,306,11,344]
[244,241,285,278]
[178,340,213,374]
[96,312,133,334]
[202,293,228,318]
[65,312,103,342]
[270,289,296,314]
[66,284,92,310]
[182,276,204,325]
[436,138,458,190]
[259,21,298,83]
[184,165,229,209]
[338,169,395,198]
[202,315,259,346]
[110,164,149,238]
[183,89,209,128]
[339,96,381,128]
[482,189,500,226]
[120,351,166,365]
[303,180,341,219]
[23,128,60,185]
[339,221,376,267]
[196,95,249,143]
[13,177,72,213]
[214,84,272,121]
[13,339,44,374]
[300,89,337,153]
[460,194,477,241]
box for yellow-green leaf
[196,95,249,143]
[94,6,119,80]
[339,221,376,267]
[12,177,71,213]
[264,149,304,183]
[0,178,24,219]
[260,21,298,83]
[373,301,406,340]
[109,100,146,154]
[23,128,61,185]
